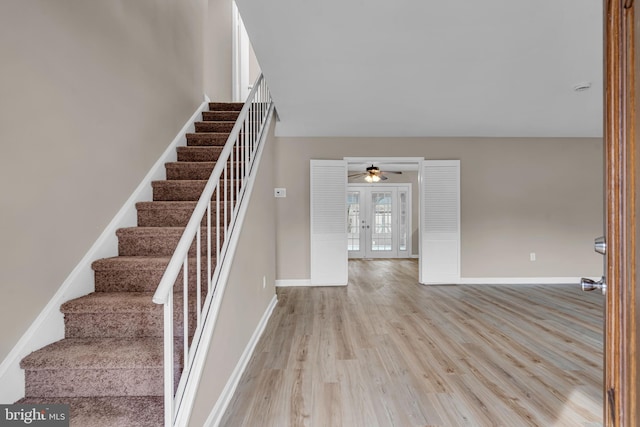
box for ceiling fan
[348,164,402,182]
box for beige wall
[0,0,231,361]
[188,121,277,426]
[205,0,233,101]
[275,137,604,281]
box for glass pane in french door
[399,191,408,252]
[371,191,393,252]
[347,192,360,251]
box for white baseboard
[275,279,312,287]
[204,295,278,427]
[0,99,210,404]
[456,276,596,285]
[275,277,593,288]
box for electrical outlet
[274,188,286,198]
[530,252,536,261]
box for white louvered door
[420,160,460,284]
[310,160,348,285]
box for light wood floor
[221,259,604,427]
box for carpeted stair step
[176,146,225,162]
[20,337,182,397]
[116,226,221,257]
[186,132,229,147]
[61,292,197,338]
[152,180,239,201]
[136,201,230,227]
[165,162,244,180]
[195,121,235,133]
[17,396,164,427]
[92,257,214,293]
[17,396,163,427]
[209,102,243,111]
[202,111,240,121]
[165,162,216,180]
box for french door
[347,185,410,259]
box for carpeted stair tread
[166,162,216,180]
[209,102,243,111]
[20,338,182,397]
[152,180,237,201]
[61,292,197,317]
[137,202,199,226]
[92,255,216,271]
[92,256,170,271]
[62,292,197,338]
[136,201,229,227]
[62,292,158,313]
[176,146,224,162]
[20,337,163,370]
[186,132,229,146]
[202,110,240,121]
[117,226,211,237]
[116,226,218,257]
[152,180,206,201]
[195,121,235,133]
[17,396,163,427]
[93,256,215,293]
[165,161,245,180]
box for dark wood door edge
[604,0,638,425]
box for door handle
[594,236,606,255]
[581,277,607,295]
[580,236,606,295]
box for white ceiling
[236,0,602,138]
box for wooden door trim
[604,0,638,425]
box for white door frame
[347,183,412,259]
[232,1,251,102]
[344,157,461,285]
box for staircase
[17,102,244,427]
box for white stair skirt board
[275,279,313,287]
[204,295,278,427]
[0,97,211,404]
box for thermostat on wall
[274,188,286,198]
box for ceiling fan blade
[348,173,367,178]
[384,171,403,174]
[380,175,389,181]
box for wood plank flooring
[220,259,604,427]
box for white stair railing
[152,74,273,426]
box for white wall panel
[310,160,347,285]
[420,160,460,284]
